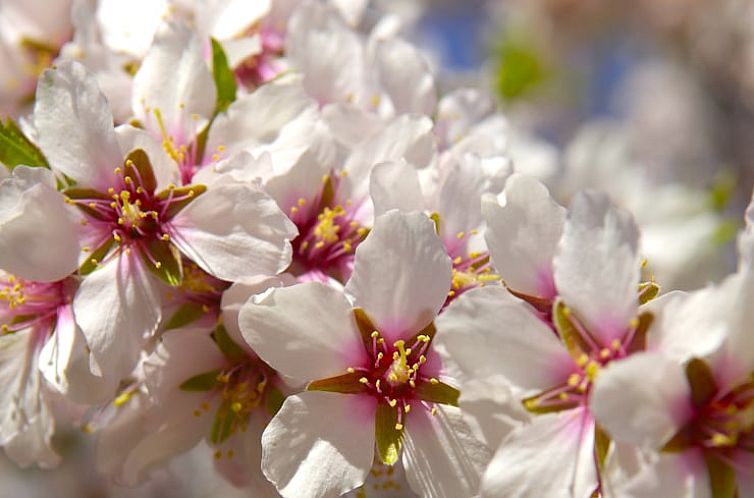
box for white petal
[554,191,641,344]
[481,409,597,498]
[73,253,161,382]
[374,37,436,116]
[402,405,491,498]
[220,275,294,348]
[369,160,424,217]
[206,78,317,170]
[0,167,80,281]
[261,391,376,498]
[239,282,364,382]
[197,0,270,39]
[483,174,565,297]
[0,329,59,468]
[34,61,121,190]
[95,0,168,57]
[39,304,113,404]
[286,1,369,107]
[591,351,691,449]
[346,211,451,342]
[343,115,436,202]
[618,452,709,498]
[133,21,215,142]
[170,182,297,281]
[458,376,530,449]
[436,285,574,391]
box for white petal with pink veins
[483,174,565,298]
[402,405,491,498]
[554,191,641,344]
[261,391,376,498]
[591,351,691,449]
[239,282,364,382]
[481,409,597,498]
[73,253,161,383]
[34,61,121,191]
[437,285,575,391]
[346,211,451,342]
[0,167,81,282]
[133,21,215,143]
[170,182,297,281]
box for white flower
[239,211,489,498]
[436,183,647,497]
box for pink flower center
[0,273,68,334]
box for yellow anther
[576,354,589,367]
[371,331,379,338]
[113,391,133,407]
[404,404,411,413]
[154,262,162,269]
[298,198,306,206]
[431,407,438,416]
[359,377,369,384]
[585,361,600,381]
[456,231,465,239]
[88,202,96,209]
[559,393,569,400]
[161,234,170,241]
[231,402,243,413]
[388,399,397,407]
[430,378,439,385]
[82,246,90,253]
[599,348,611,359]
[114,167,122,175]
[567,373,581,386]
[394,423,403,431]
[347,367,355,373]
[193,410,201,417]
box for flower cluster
[0,1,752,498]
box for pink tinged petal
[619,452,709,498]
[169,182,297,281]
[38,304,113,404]
[591,351,691,449]
[369,160,424,217]
[346,211,451,342]
[481,409,597,498]
[73,253,161,382]
[402,405,492,498]
[554,191,641,344]
[239,282,364,382]
[374,38,436,116]
[133,21,216,141]
[436,286,575,391]
[483,174,565,298]
[0,329,60,468]
[0,167,81,281]
[34,61,121,190]
[262,391,376,498]
[194,0,270,42]
[458,376,530,449]
[713,267,754,389]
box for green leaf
[164,303,207,330]
[211,38,237,114]
[0,117,49,170]
[141,239,183,286]
[705,453,737,498]
[123,148,157,193]
[179,369,221,391]
[375,402,404,465]
[307,371,366,394]
[415,379,460,407]
[79,238,115,276]
[686,358,718,409]
[212,324,247,363]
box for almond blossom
[239,210,489,498]
[436,175,651,497]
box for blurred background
[2,0,754,496]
